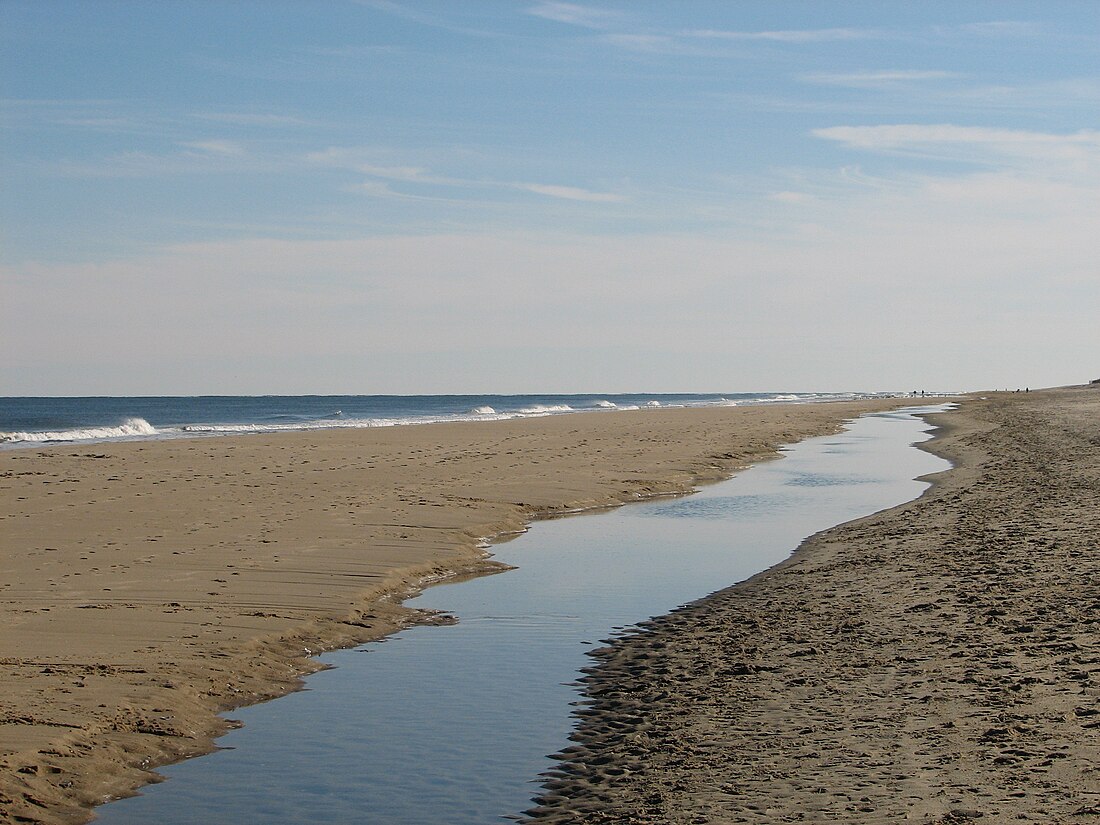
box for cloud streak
[814,124,1100,173]
[180,140,246,156]
[308,147,628,205]
[527,2,620,29]
[518,183,626,202]
[683,27,879,43]
[802,70,958,87]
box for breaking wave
[518,404,573,414]
[0,417,158,444]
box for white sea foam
[595,400,617,408]
[181,417,400,434]
[178,410,528,436]
[0,417,158,444]
[518,404,573,414]
[645,400,662,407]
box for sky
[2,1,1098,396]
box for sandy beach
[524,386,1100,823]
[0,398,913,824]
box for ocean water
[94,406,950,825]
[0,392,902,447]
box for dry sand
[0,398,911,824]
[524,387,1100,824]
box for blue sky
[3,1,1098,395]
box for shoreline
[0,393,918,451]
[523,386,1100,824]
[0,398,918,824]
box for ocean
[0,392,901,447]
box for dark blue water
[0,391,901,446]
[94,406,950,825]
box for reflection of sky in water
[783,472,877,488]
[95,406,951,825]
[646,493,804,519]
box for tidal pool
[96,406,950,824]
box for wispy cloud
[751,75,1100,118]
[0,98,176,138]
[181,139,246,156]
[524,5,887,56]
[938,78,1100,112]
[813,124,1100,178]
[802,70,959,87]
[308,151,471,189]
[955,20,1039,37]
[300,44,405,59]
[588,25,887,56]
[683,27,881,43]
[192,111,318,128]
[518,183,626,202]
[1,96,324,134]
[309,146,628,205]
[816,123,1100,151]
[353,0,508,39]
[51,141,275,178]
[354,163,438,182]
[527,2,621,29]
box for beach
[525,386,1100,823]
[1,398,911,824]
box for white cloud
[813,124,1100,174]
[816,124,1100,148]
[592,26,885,56]
[181,139,246,156]
[527,2,620,29]
[518,183,627,202]
[802,70,958,87]
[956,20,1038,37]
[307,146,627,204]
[353,0,507,39]
[684,27,879,43]
[355,163,434,181]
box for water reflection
[646,493,805,519]
[96,406,950,825]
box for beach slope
[0,399,908,824]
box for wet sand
[524,387,1100,824]
[0,398,911,824]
